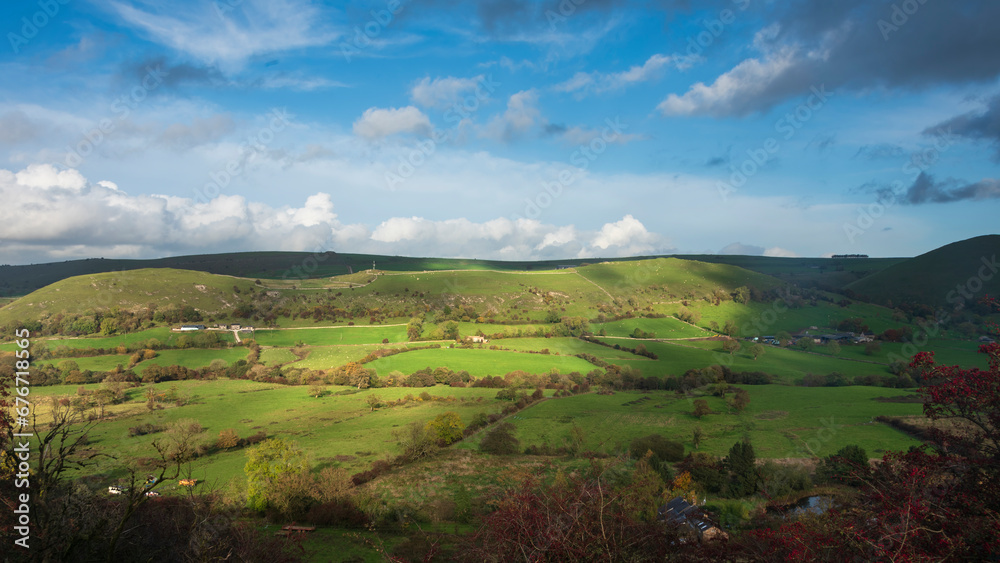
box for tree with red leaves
[463,461,682,562]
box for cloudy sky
[1,0,998,264]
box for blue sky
[0,0,997,264]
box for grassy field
[27,380,511,487]
[292,344,406,370]
[253,325,408,347]
[459,386,924,460]
[492,337,644,360]
[591,338,891,382]
[672,298,904,337]
[259,348,301,366]
[38,354,134,372]
[365,347,598,377]
[596,317,710,339]
[136,348,250,372]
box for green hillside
[0,268,259,327]
[846,234,1000,308]
[0,257,787,331]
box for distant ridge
[0,251,909,298]
[845,235,1000,309]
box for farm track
[573,271,615,301]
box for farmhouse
[467,335,488,343]
[658,497,727,543]
[819,332,854,344]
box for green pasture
[493,337,643,360]
[672,299,904,337]
[291,345,403,370]
[136,348,249,372]
[253,325,408,346]
[460,385,924,460]
[28,380,509,488]
[38,354,133,373]
[595,316,710,339]
[259,348,300,366]
[598,339,892,382]
[365,347,597,377]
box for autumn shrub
[479,423,519,455]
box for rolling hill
[0,258,783,329]
[0,268,260,327]
[845,234,1000,309]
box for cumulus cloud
[590,215,666,256]
[367,215,670,260]
[658,45,799,117]
[556,53,694,96]
[411,75,484,108]
[0,164,367,263]
[480,90,541,142]
[0,165,682,264]
[353,106,432,139]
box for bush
[129,423,164,437]
[479,423,520,455]
[819,444,869,485]
[629,434,684,463]
[425,412,465,445]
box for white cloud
[590,214,664,255]
[353,106,432,139]
[556,53,694,95]
[657,47,798,117]
[411,75,483,108]
[480,90,541,142]
[0,164,367,263]
[15,164,87,191]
